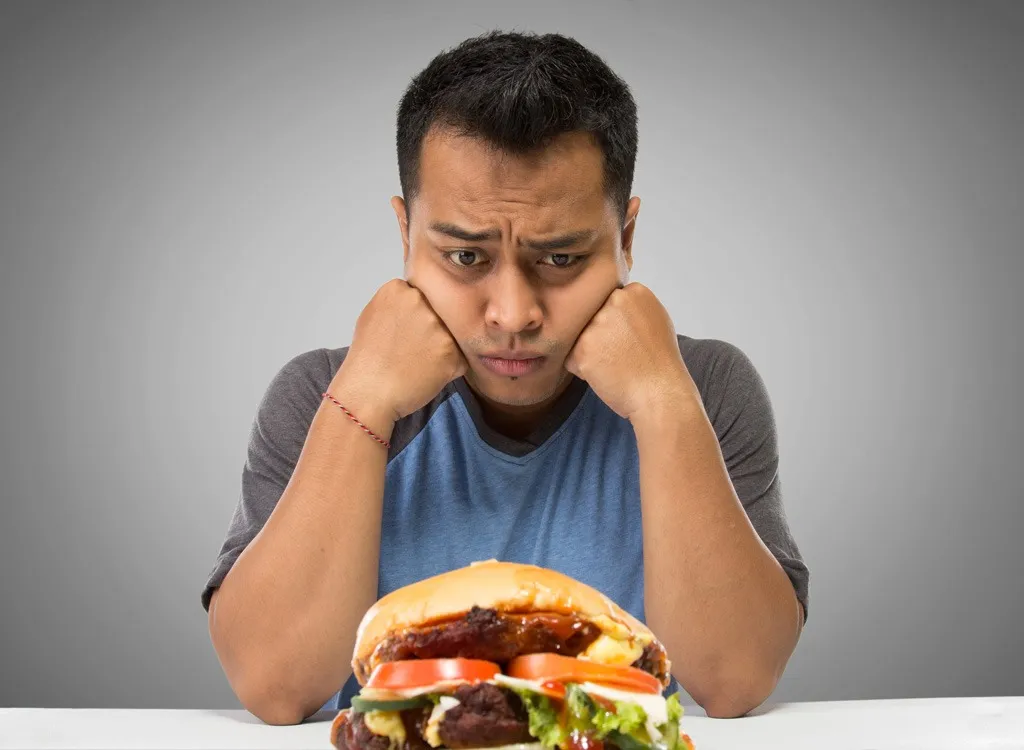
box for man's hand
[334,279,468,424]
[565,282,698,420]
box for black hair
[396,30,638,224]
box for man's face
[392,127,640,409]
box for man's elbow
[234,672,317,726]
[693,669,778,719]
[700,599,803,718]
[247,700,310,726]
[224,651,332,725]
[208,595,317,726]
[700,691,764,719]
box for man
[202,31,809,726]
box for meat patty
[332,711,391,750]
[332,685,533,750]
[332,708,433,750]
[630,641,669,686]
[438,683,534,749]
[369,606,602,673]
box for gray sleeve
[200,347,338,612]
[683,337,810,622]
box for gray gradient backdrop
[1,1,1022,710]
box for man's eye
[446,250,485,267]
[540,254,577,268]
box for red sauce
[513,612,586,641]
[369,608,602,679]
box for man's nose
[484,268,543,334]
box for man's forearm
[209,375,393,724]
[632,392,802,719]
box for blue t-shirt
[202,336,809,712]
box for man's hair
[396,31,638,225]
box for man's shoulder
[676,334,772,417]
[676,333,755,383]
[251,345,352,424]
[265,345,350,389]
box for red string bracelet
[321,392,391,449]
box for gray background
[1,0,1022,710]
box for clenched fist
[330,279,468,428]
[565,282,698,421]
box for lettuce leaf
[654,692,686,750]
[592,700,647,739]
[510,684,688,750]
[565,685,652,746]
[506,687,569,750]
[665,692,684,725]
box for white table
[2,698,1022,749]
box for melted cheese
[424,696,460,747]
[363,710,406,743]
[589,615,631,640]
[579,633,645,667]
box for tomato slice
[507,653,662,695]
[366,658,501,690]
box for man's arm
[564,284,806,719]
[208,367,392,725]
[206,280,467,725]
[633,385,803,719]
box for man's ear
[391,195,411,264]
[620,196,641,273]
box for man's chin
[464,366,570,408]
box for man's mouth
[478,351,546,377]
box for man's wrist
[628,381,707,437]
[324,371,399,442]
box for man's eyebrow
[428,222,501,243]
[522,230,597,251]
[428,222,597,251]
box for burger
[330,560,695,750]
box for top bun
[352,560,665,685]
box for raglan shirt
[201,335,809,712]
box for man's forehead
[418,127,606,208]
